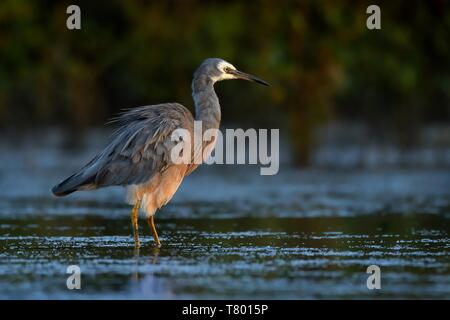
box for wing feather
[83,103,193,188]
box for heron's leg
[131,200,141,248]
[147,215,161,248]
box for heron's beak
[228,69,269,86]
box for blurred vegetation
[0,0,449,164]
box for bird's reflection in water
[129,244,171,298]
[131,244,160,281]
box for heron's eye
[223,67,231,73]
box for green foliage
[0,0,448,164]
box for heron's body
[52,58,268,247]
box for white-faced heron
[52,58,269,248]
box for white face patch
[217,61,236,73]
[212,61,237,82]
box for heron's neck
[192,76,221,130]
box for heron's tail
[51,172,95,197]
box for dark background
[0,0,449,165]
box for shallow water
[0,140,449,299]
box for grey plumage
[52,58,268,246]
[52,58,268,197]
[52,103,193,196]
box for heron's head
[196,58,269,86]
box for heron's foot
[133,234,141,248]
[131,200,141,248]
[147,215,162,248]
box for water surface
[0,140,449,299]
